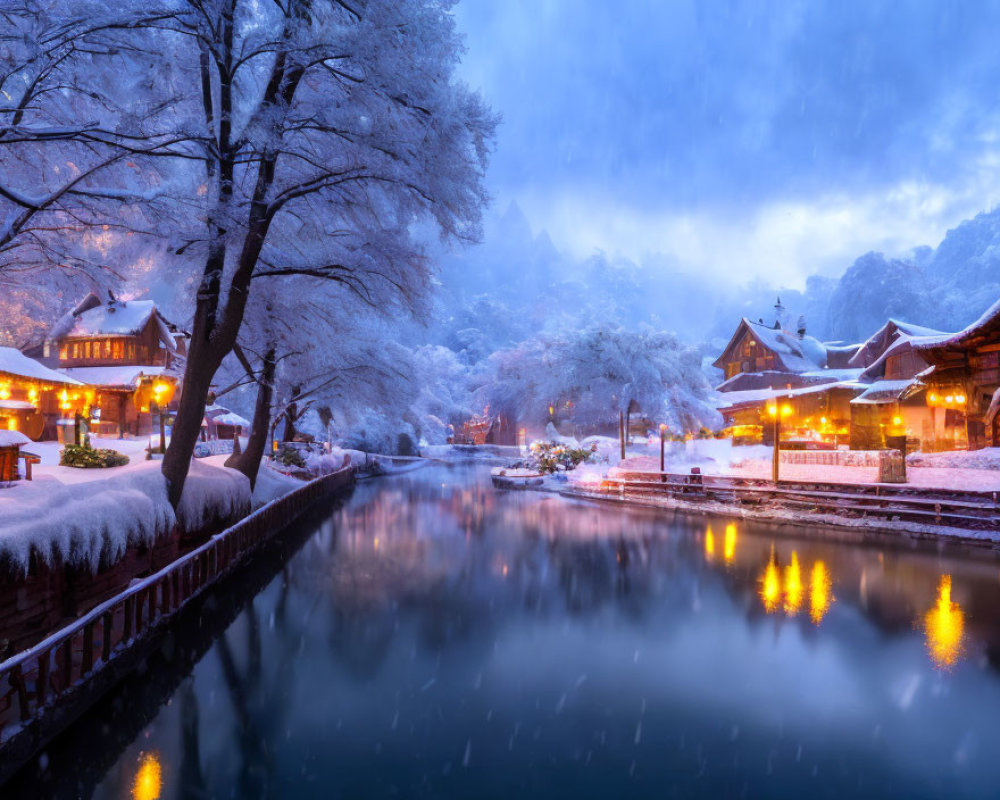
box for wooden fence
[0,463,354,745]
[594,470,1000,534]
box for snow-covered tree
[477,326,721,435]
[0,1,494,501]
[139,0,496,505]
[0,2,191,277]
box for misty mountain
[819,207,1000,342]
[824,252,934,343]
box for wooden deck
[589,470,1000,536]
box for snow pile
[250,464,303,507]
[175,458,251,531]
[908,448,1000,471]
[579,436,622,466]
[616,443,772,476]
[545,422,579,447]
[0,430,31,448]
[0,459,250,573]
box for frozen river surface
[15,463,1000,799]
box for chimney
[773,296,787,330]
[797,315,807,339]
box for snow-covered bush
[60,444,130,469]
[528,441,596,474]
[276,446,306,469]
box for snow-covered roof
[53,297,176,352]
[0,429,31,447]
[61,365,168,389]
[850,379,922,405]
[212,411,251,428]
[713,318,830,374]
[848,319,951,368]
[715,379,863,410]
[908,299,1000,351]
[856,330,947,383]
[0,346,84,386]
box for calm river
[11,463,1000,798]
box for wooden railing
[0,462,353,744]
[589,470,1000,533]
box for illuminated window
[59,345,68,360]
[103,339,112,359]
[112,339,123,360]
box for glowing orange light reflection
[132,752,162,800]
[704,526,715,560]
[809,561,833,624]
[760,551,781,614]
[783,552,803,615]
[723,523,736,564]
[924,575,964,669]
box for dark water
[15,463,1000,799]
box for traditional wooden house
[911,301,1000,450]
[34,293,184,437]
[454,411,520,446]
[714,303,863,446]
[0,347,86,440]
[203,404,251,441]
[847,319,949,450]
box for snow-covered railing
[592,469,1000,534]
[0,460,353,747]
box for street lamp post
[659,423,667,479]
[768,403,792,483]
[619,409,626,462]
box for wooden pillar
[772,417,780,483]
[118,393,127,439]
[619,410,625,461]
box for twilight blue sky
[454,0,1000,287]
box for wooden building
[914,301,1000,450]
[714,305,863,446]
[847,320,948,451]
[0,347,86,440]
[35,293,184,437]
[454,411,520,446]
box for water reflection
[52,465,1000,799]
[784,552,804,616]
[723,522,737,564]
[130,752,161,800]
[924,575,965,670]
[761,548,781,613]
[809,560,833,625]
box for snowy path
[618,451,1000,492]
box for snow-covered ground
[907,447,1000,471]
[0,456,250,573]
[0,435,348,573]
[615,444,1000,492]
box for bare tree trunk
[282,385,300,442]
[228,346,276,490]
[162,316,222,507]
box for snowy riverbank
[0,436,348,573]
